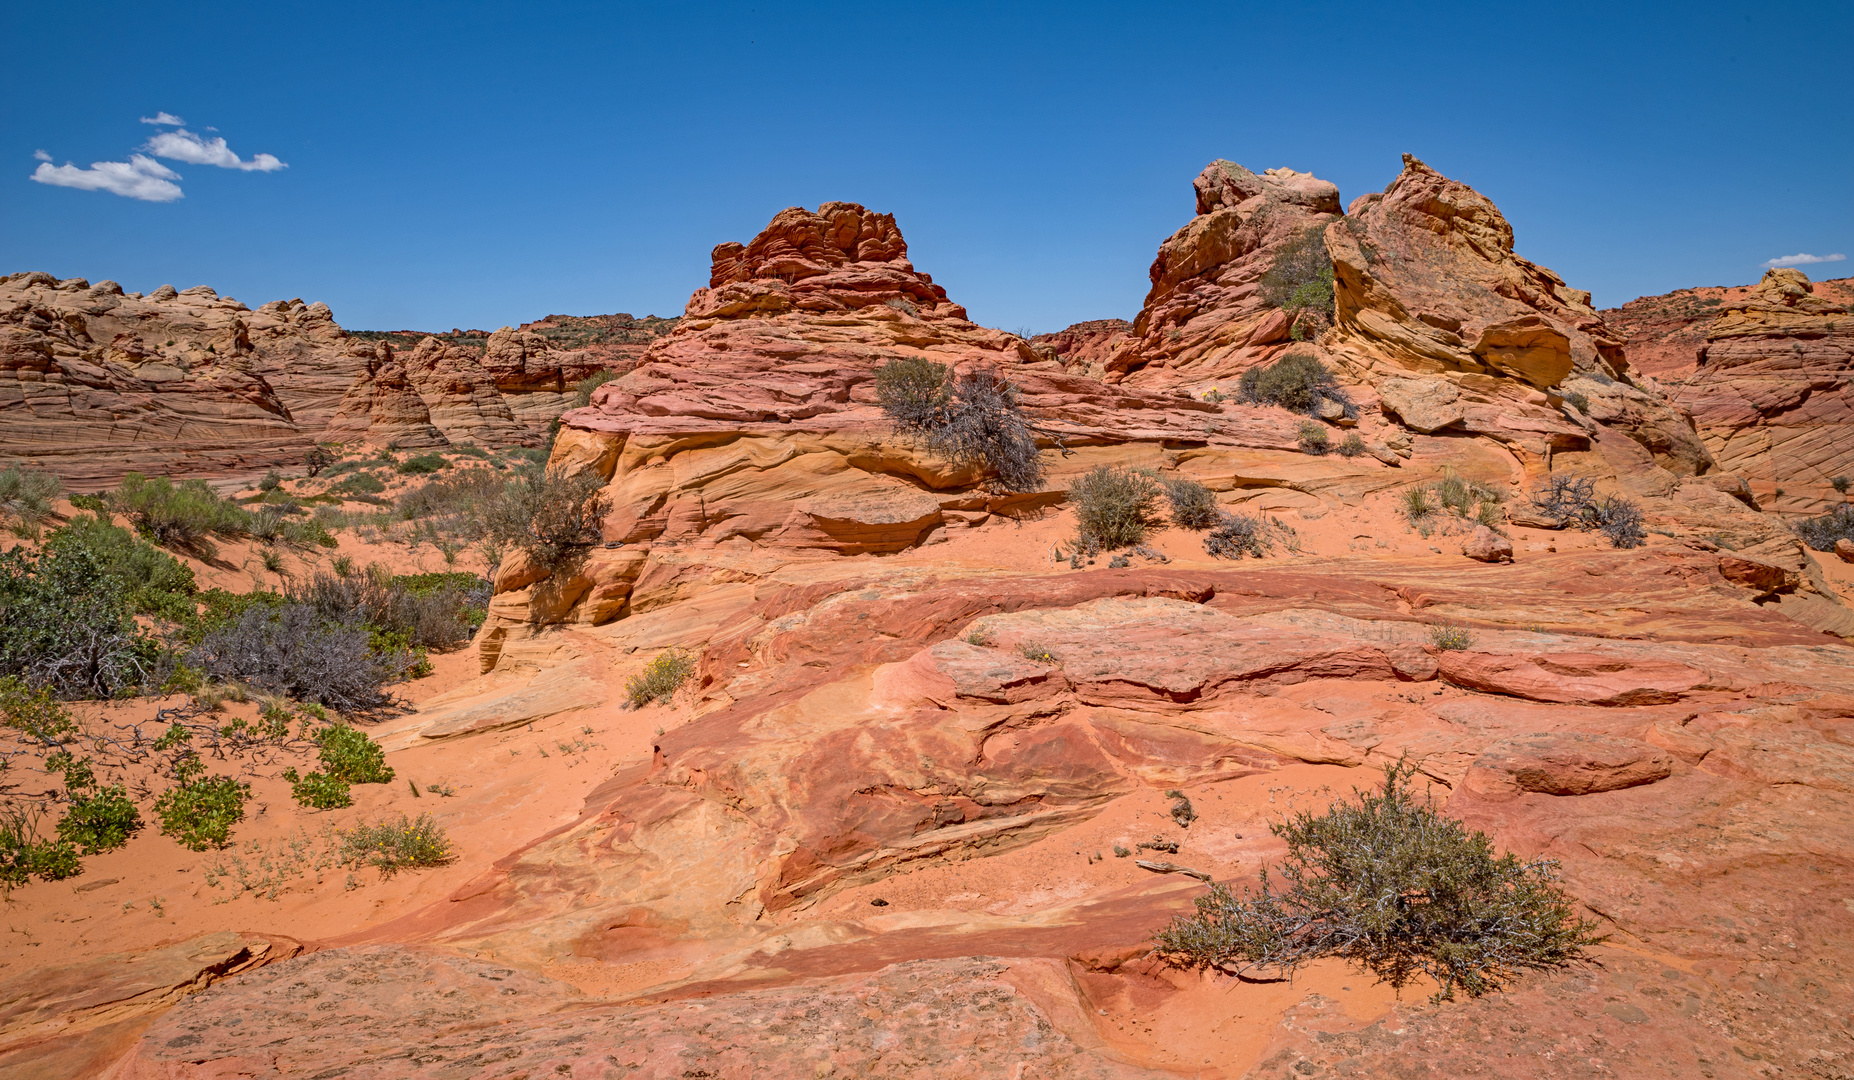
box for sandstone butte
[3,158,1853,1080]
[0,272,675,487]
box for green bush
[1833,475,1851,495]
[42,515,197,620]
[1162,478,1221,530]
[154,773,250,851]
[57,784,142,854]
[1336,433,1366,458]
[874,359,1044,493]
[258,470,283,492]
[1153,760,1603,1001]
[0,539,158,699]
[0,808,80,888]
[1296,420,1330,454]
[1238,353,1352,417]
[337,813,454,877]
[626,648,695,708]
[114,473,252,554]
[316,724,395,784]
[396,453,449,475]
[1259,227,1336,341]
[1068,466,1163,551]
[333,471,388,496]
[282,767,352,810]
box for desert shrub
[1204,511,1293,559]
[58,784,142,854]
[1163,478,1221,530]
[1428,620,1476,650]
[316,724,395,784]
[0,541,158,699]
[875,359,1045,492]
[0,808,80,887]
[287,569,487,652]
[1528,476,1645,549]
[572,370,618,408]
[396,452,449,475]
[1295,420,1329,455]
[305,446,336,477]
[258,470,283,492]
[484,466,609,573]
[0,465,62,534]
[337,813,454,877]
[1794,504,1854,552]
[1153,760,1603,1001]
[1069,466,1163,551]
[1017,641,1060,665]
[1833,475,1851,495]
[1238,353,1353,417]
[333,472,388,496]
[1335,433,1366,457]
[1564,391,1591,415]
[282,767,352,810]
[43,515,197,620]
[114,473,252,554]
[626,648,694,708]
[1259,227,1335,341]
[154,769,249,851]
[188,603,415,712]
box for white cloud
[30,154,184,202]
[32,150,51,162]
[1763,252,1847,268]
[144,128,284,172]
[140,112,186,126]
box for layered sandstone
[1608,270,1854,512]
[325,316,677,449]
[1104,161,1341,388]
[0,272,344,486]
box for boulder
[1462,524,1514,562]
[1464,732,1674,797]
[1837,538,1854,563]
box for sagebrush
[1239,353,1353,417]
[874,359,1045,492]
[1153,760,1604,1001]
[1068,466,1163,552]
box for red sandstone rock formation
[0,272,345,486]
[1608,270,1854,514]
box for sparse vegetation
[1563,391,1591,415]
[1529,475,1646,549]
[0,531,159,699]
[1204,511,1294,559]
[1068,466,1164,552]
[1238,353,1353,417]
[484,466,609,573]
[1794,504,1854,552]
[0,465,63,536]
[1017,641,1060,665]
[874,358,1045,492]
[1295,420,1330,454]
[1403,472,1506,536]
[1153,760,1603,1001]
[1428,621,1476,650]
[572,370,618,408]
[1259,227,1336,341]
[626,648,695,708]
[154,767,250,852]
[395,452,449,475]
[189,602,415,713]
[1162,478,1221,530]
[1833,475,1851,495]
[1335,432,1366,457]
[336,813,454,877]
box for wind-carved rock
[0,272,336,486]
[1105,161,1342,388]
[1610,269,1854,513]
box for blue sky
[3,2,1849,332]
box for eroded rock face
[1105,161,1341,389]
[0,272,344,486]
[1608,270,1854,513]
[117,948,1164,1079]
